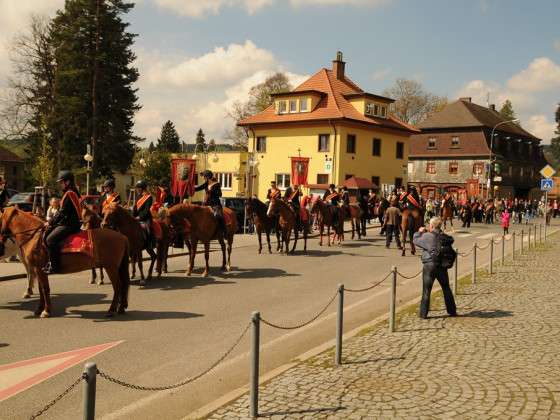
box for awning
[343,176,377,190]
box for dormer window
[300,98,308,112]
[374,104,379,115]
[428,138,437,149]
[278,101,287,114]
[380,106,386,117]
[365,103,374,115]
[289,100,297,113]
[451,136,460,148]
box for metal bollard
[335,284,344,366]
[528,227,531,249]
[539,224,542,243]
[521,229,524,254]
[534,225,537,247]
[489,238,494,275]
[250,311,260,418]
[512,231,516,260]
[454,247,459,296]
[472,243,477,284]
[389,266,397,333]
[83,362,97,420]
[501,235,505,265]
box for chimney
[489,104,496,111]
[332,51,345,80]
[459,97,472,102]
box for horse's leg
[90,268,96,285]
[410,227,416,255]
[187,239,197,276]
[99,267,104,285]
[291,225,298,254]
[327,225,331,247]
[257,227,262,254]
[34,268,45,316]
[202,242,210,277]
[351,217,355,240]
[130,254,136,279]
[276,223,282,252]
[219,237,227,271]
[226,234,233,271]
[38,271,51,318]
[146,247,157,281]
[137,250,147,286]
[265,229,272,254]
[319,223,324,246]
[23,263,33,298]
[104,267,119,317]
[401,222,407,257]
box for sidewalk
[208,235,560,419]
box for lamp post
[83,144,94,194]
[488,119,519,199]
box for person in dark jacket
[413,217,457,319]
[43,171,82,274]
[100,179,121,213]
[323,184,340,227]
[383,199,402,249]
[195,170,225,236]
[284,184,301,230]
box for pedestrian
[46,197,61,223]
[383,198,401,249]
[413,217,457,319]
[501,208,510,235]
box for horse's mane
[8,207,44,226]
[249,197,267,212]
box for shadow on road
[141,276,235,291]
[459,309,514,318]
[217,267,300,279]
[343,356,405,365]
[262,406,346,417]
[76,309,204,322]
[0,343,8,348]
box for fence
[28,222,549,419]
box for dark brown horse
[441,196,455,230]
[343,204,364,240]
[102,203,158,286]
[166,204,236,277]
[310,199,344,246]
[82,206,105,285]
[267,198,309,254]
[400,207,424,256]
[246,197,280,254]
[0,207,129,317]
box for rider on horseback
[100,178,121,213]
[399,185,422,212]
[133,180,154,246]
[323,184,341,227]
[195,170,226,237]
[266,181,281,204]
[43,171,81,274]
[284,183,302,230]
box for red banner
[290,157,310,186]
[171,159,196,200]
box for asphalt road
[0,219,551,420]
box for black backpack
[431,232,456,269]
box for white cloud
[370,67,391,81]
[507,57,560,93]
[525,115,556,144]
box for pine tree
[549,104,560,165]
[49,0,139,177]
[499,100,519,124]
[156,120,181,153]
[148,141,155,153]
[195,129,206,148]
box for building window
[428,137,436,149]
[278,100,287,114]
[372,138,381,156]
[365,103,374,115]
[318,134,330,152]
[216,173,233,190]
[426,161,436,174]
[345,174,354,180]
[317,174,329,184]
[396,142,404,159]
[256,136,266,153]
[374,104,379,116]
[275,173,290,189]
[449,161,458,175]
[451,136,460,148]
[346,134,356,153]
[289,99,298,113]
[473,162,484,176]
[371,176,380,187]
[395,177,403,188]
[380,106,386,117]
[299,98,308,112]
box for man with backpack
[413,216,457,319]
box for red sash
[270,189,281,199]
[62,190,81,220]
[399,192,407,201]
[103,193,118,209]
[289,190,299,201]
[326,192,339,202]
[407,195,420,208]
[136,193,151,210]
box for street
[0,219,552,419]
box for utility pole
[91,0,101,175]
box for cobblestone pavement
[210,235,560,419]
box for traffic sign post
[540,178,553,191]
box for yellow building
[238,52,418,201]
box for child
[501,209,510,235]
[46,197,60,223]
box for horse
[82,206,105,285]
[246,197,281,254]
[484,200,495,224]
[400,207,424,257]
[166,204,236,277]
[0,207,130,318]
[343,204,364,240]
[102,203,159,285]
[310,199,344,246]
[267,198,309,254]
[0,233,35,299]
[441,197,455,230]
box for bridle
[0,210,46,247]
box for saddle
[60,230,94,258]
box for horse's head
[309,196,321,214]
[165,204,189,233]
[81,205,101,229]
[245,197,254,216]
[101,202,121,229]
[267,198,279,217]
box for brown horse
[400,207,424,256]
[310,199,344,246]
[267,198,309,254]
[0,207,129,317]
[441,197,455,230]
[166,204,236,277]
[246,197,281,254]
[82,206,105,285]
[102,203,158,285]
[343,204,364,240]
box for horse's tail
[119,239,130,309]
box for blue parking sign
[541,178,554,191]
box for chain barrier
[97,321,251,391]
[396,269,423,280]
[29,375,84,420]
[458,249,473,258]
[493,237,503,245]
[345,272,392,293]
[476,240,492,251]
[260,290,339,330]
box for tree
[31,119,55,187]
[156,120,181,153]
[49,0,140,178]
[143,150,171,188]
[499,100,519,124]
[549,104,560,165]
[148,141,155,153]
[226,72,292,148]
[383,78,448,125]
[195,128,206,148]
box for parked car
[7,192,49,213]
[221,197,250,233]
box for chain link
[29,375,84,420]
[476,241,492,250]
[260,290,338,330]
[396,269,423,279]
[98,321,251,391]
[345,271,392,293]
[458,249,473,257]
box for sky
[0,0,559,144]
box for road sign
[539,164,556,179]
[540,178,554,191]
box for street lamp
[488,118,519,199]
[83,144,93,194]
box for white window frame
[318,134,330,152]
[216,173,233,190]
[380,106,387,117]
[365,103,374,115]
[278,100,287,114]
[451,136,460,148]
[374,104,379,116]
[256,136,266,153]
[428,137,437,149]
[275,173,291,189]
[299,98,308,112]
[289,99,298,113]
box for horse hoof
[98,281,104,286]
[226,265,231,272]
[89,279,95,285]
[23,292,31,299]
[40,310,50,318]
[139,280,146,286]
[117,307,126,315]
[202,271,209,277]
[105,312,115,318]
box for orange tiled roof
[238,68,418,134]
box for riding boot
[43,246,60,274]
